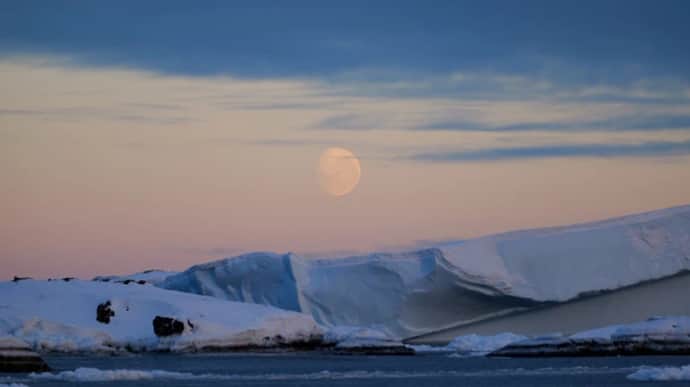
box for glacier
[161,205,690,340]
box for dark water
[2,353,689,387]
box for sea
[2,353,689,387]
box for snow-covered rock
[324,326,394,346]
[0,336,49,372]
[322,325,412,354]
[0,279,322,353]
[161,205,690,339]
[489,316,690,357]
[93,270,177,286]
[410,333,527,356]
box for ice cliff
[162,205,690,339]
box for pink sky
[2,57,690,279]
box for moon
[318,147,361,197]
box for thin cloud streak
[417,114,690,133]
[411,139,690,162]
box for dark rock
[12,276,31,282]
[118,279,135,285]
[153,316,185,337]
[0,337,50,373]
[137,280,147,285]
[96,301,115,324]
[61,277,75,282]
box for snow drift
[162,205,690,339]
[0,280,322,352]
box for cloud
[417,114,690,132]
[0,106,193,125]
[2,1,690,87]
[313,114,385,130]
[411,139,690,162]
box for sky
[2,1,690,278]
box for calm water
[2,353,689,387]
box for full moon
[318,147,361,197]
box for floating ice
[628,365,690,381]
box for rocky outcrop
[152,316,185,337]
[96,301,115,324]
[489,335,690,357]
[0,336,50,372]
[334,344,415,356]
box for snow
[612,316,690,341]
[627,365,690,381]
[161,205,690,339]
[571,316,690,341]
[440,204,690,301]
[410,333,527,355]
[0,279,322,353]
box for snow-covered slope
[0,280,321,352]
[440,204,690,301]
[162,205,690,339]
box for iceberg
[161,249,539,339]
[161,205,690,339]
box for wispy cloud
[417,113,690,132]
[0,106,194,125]
[411,139,690,163]
[313,113,387,130]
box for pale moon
[319,147,361,196]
